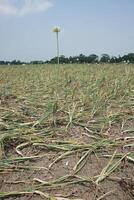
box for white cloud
[0,0,53,16]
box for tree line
[0,53,134,65]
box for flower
[53,27,60,33]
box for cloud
[0,0,53,16]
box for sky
[0,0,134,61]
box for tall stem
[56,32,59,64]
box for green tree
[122,53,134,63]
[87,54,99,63]
[100,54,110,63]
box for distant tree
[44,60,50,64]
[78,54,86,63]
[31,61,44,64]
[100,54,110,63]
[110,56,118,63]
[128,53,134,62]
[69,56,79,63]
[116,55,123,63]
[59,55,69,64]
[87,54,99,63]
[10,60,22,65]
[0,61,5,65]
[1,52,134,66]
[49,57,57,64]
[122,53,134,63]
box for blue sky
[0,0,134,61]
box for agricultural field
[0,64,134,200]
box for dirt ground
[0,98,134,200]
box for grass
[0,64,134,199]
